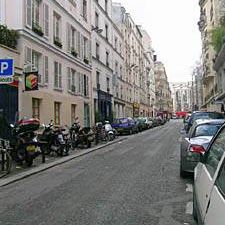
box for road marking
[186,183,193,193]
[185,201,193,214]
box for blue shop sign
[0,59,14,76]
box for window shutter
[86,76,89,96]
[54,62,58,88]
[26,0,32,28]
[67,23,71,52]
[25,46,32,72]
[77,31,80,57]
[88,40,91,61]
[43,3,49,37]
[44,56,49,84]
[80,35,84,59]
[67,67,71,91]
[59,63,62,88]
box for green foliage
[0,24,19,49]
[210,26,225,53]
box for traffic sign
[0,59,14,84]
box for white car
[193,121,225,225]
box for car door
[204,158,225,225]
[194,127,225,223]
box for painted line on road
[186,183,193,193]
[185,201,193,215]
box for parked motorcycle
[39,120,69,156]
[10,118,42,166]
[70,118,95,149]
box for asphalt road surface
[0,120,196,225]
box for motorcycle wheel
[25,154,33,167]
[108,133,114,141]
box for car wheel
[180,162,187,178]
[193,189,198,221]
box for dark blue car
[112,117,138,135]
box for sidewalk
[0,137,127,187]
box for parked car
[184,111,225,133]
[193,121,225,225]
[180,119,225,177]
[112,117,138,135]
[149,117,158,127]
[134,117,153,131]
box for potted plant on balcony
[71,47,78,57]
[32,21,44,36]
[0,24,19,49]
[83,57,89,64]
[54,36,62,48]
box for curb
[0,137,127,187]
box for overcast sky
[116,0,202,83]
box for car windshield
[193,112,224,121]
[194,124,221,137]
[114,118,128,124]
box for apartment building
[170,82,192,113]
[154,61,173,118]
[139,28,156,117]
[3,0,92,126]
[198,0,225,110]
[91,0,126,122]
[112,3,155,118]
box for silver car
[180,119,225,178]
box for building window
[105,24,108,40]
[84,75,89,97]
[82,0,87,21]
[67,68,76,93]
[96,42,100,59]
[71,104,76,123]
[106,51,109,67]
[32,98,40,119]
[67,24,77,53]
[105,0,108,13]
[115,37,118,51]
[96,71,100,89]
[53,12,61,44]
[95,12,99,28]
[54,61,62,89]
[120,66,123,79]
[54,102,61,125]
[32,50,42,83]
[107,77,110,92]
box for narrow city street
[0,120,196,225]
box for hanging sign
[24,71,39,91]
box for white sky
[116,0,202,83]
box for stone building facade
[4,0,92,126]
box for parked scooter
[39,120,69,156]
[104,121,116,141]
[10,118,42,166]
[70,118,95,149]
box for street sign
[0,59,14,84]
